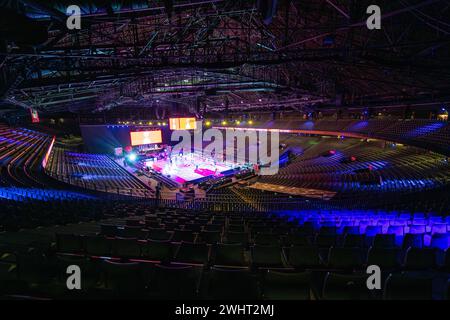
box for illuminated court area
[146,152,237,184]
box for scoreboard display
[169,117,197,130]
[130,130,162,146]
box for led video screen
[130,130,162,146]
[30,108,40,123]
[169,117,197,130]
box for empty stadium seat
[343,226,360,235]
[147,228,173,241]
[322,273,372,300]
[402,233,424,249]
[17,253,55,285]
[253,233,281,246]
[443,250,450,270]
[111,238,141,259]
[56,234,83,254]
[430,233,450,250]
[251,245,284,269]
[119,226,148,239]
[343,234,365,248]
[327,247,364,270]
[409,225,426,234]
[173,242,210,266]
[206,267,259,299]
[140,240,173,263]
[203,224,223,232]
[103,260,145,297]
[261,270,312,300]
[172,229,197,243]
[367,247,400,270]
[372,234,396,248]
[228,224,246,233]
[0,261,19,295]
[383,273,433,300]
[224,232,249,246]
[365,226,382,237]
[151,264,201,299]
[213,243,247,267]
[84,236,112,257]
[283,246,323,269]
[315,234,338,248]
[198,231,221,244]
[100,224,118,237]
[404,248,436,270]
[319,226,337,235]
[283,234,311,246]
[145,221,162,229]
[125,219,141,227]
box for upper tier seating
[0,124,53,187]
[0,124,96,203]
[227,119,450,155]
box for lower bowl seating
[2,205,450,300]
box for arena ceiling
[1,0,450,115]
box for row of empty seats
[257,137,449,194]
[0,250,444,300]
[1,206,450,299]
[46,147,151,197]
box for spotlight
[205,121,211,126]
[221,120,227,125]
[236,120,241,125]
[127,153,137,162]
[248,120,253,125]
